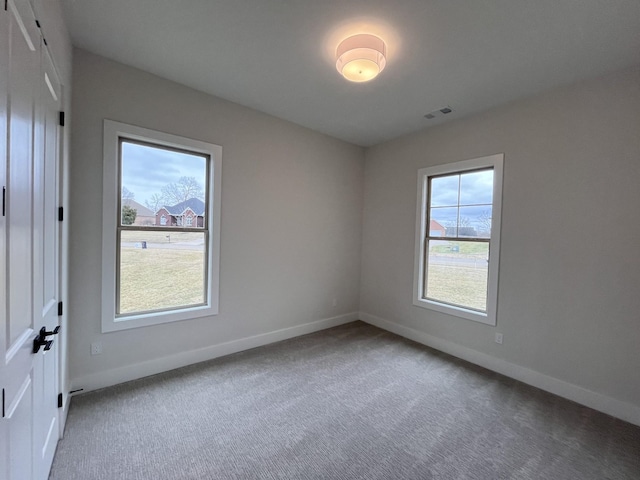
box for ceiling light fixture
[336,34,386,83]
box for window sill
[102,304,218,333]
[413,297,496,326]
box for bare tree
[121,186,135,202]
[459,216,471,227]
[144,193,165,213]
[446,216,471,228]
[479,210,492,234]
[160,176,204,204]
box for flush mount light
[336,34,387,83]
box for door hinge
[2,186,5,216]
[59,111,65,126]
[4,0,7,12]
[57,301,63,316]
[57,393,63,409]
[58,206,63,221]
[35,19,41,28]
[2,388,5,418]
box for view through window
[425,169,493,312]
[118,140,209,316]
[414,154,503,325]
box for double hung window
[413,154,503,325]
[102,120,222,332]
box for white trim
[58,393,70,438]
[360,311,640,427]
[5,376,31,419]
[71,312,358,393]
[413,153,503,326]
[5,328,33,363]
[7,0,36,52]
[102,120,222,332]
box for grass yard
[426,263,488,312]
[430,241,489,256]
[425,240,489,311]
[119,246,205,314]
[121,230,204,245]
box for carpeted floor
[50,321,640,479]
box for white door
[32,43,62,480]
[0,2,11,478]
[0,1,61,479]
[2,0,40,478]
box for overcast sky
[121,141,207,206]
[430,170,494,235]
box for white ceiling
[60,0,640,146]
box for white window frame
[102,120,222,332]
[413,153,503,326]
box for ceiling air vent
[424,106,453,120]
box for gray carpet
[50,321,640,479]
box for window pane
[120,141,207,228]
[430,206,458,237]
[459,169,493,205]
[118,230,206,315]
[458,205,492,239]
[430,174,459,207]
[425,240,489,312]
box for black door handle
[33,335,53,353]
[32,326,60,354]
[40,326,60,337]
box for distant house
[155,198,205,228]
[446,226,477,237]
[429,219,446,237]
[122,199,156,226]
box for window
[102,120,222,332]
[413,154,503,325]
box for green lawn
[121,230,204,244]
[119,247,205,314]
[426,264,488,312]
[426,240,489,311]
[430,241,489,256]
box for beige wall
[70,47,640,422]
[69,49,364,388]
[360,66,640,416]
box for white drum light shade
[336,34,387,82]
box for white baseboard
[71,312,358,394]
[360,311,640,427]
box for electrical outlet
[494,333,503,345]
[91,342,102,355]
